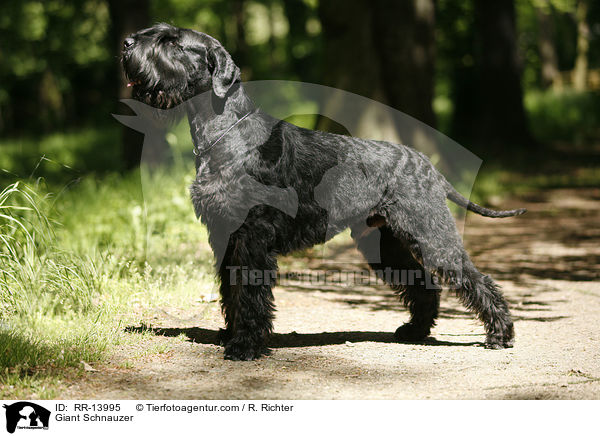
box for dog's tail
[446,185,527,218]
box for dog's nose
[124,38,135,49]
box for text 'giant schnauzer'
[121,23,526,360]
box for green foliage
[0,0,112,132]
[150,0,321,81]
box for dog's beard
[131,85,185,109]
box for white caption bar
[0,400,595,436]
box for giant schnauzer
[121,23,526,360]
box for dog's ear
[208,43,240,98]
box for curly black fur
[122,23,522,360]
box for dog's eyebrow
[179,34,206,51]
[156,29,182,43]
[158,34,179,43]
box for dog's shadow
[124,326,481,348]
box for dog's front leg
[218,227,277,360]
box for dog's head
[121,23,240,109]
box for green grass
[469,164,600,205]
[0,126,122,184]
[525,89,600,145]
[0,182,115,398]
[0,165,217,398]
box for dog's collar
[193,110,256,156]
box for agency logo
[3,402,50,433]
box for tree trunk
[108,0,150,170]
[232,0,250,79]
[317,0,438,158]
[472,0,532,150]
[282,0,312,80]
[537,1,559,89]
[317,0,395,139]
[573,0,590,91]
[372,0,436,128]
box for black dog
[121,23,526,360]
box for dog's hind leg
[218,222,277,360]
[383,202,514,349]
[351,223,441,342]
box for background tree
[108,0,150,169]
[318,0,438,158]
[450,0,532,154]
[372,0,436,128]
[537,0,560,88]
[573,0,590,90]
[0,0,112,134]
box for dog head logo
[3,402,50,433]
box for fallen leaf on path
[81,361,98,372]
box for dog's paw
[394,323,430,343]
[484,336,515,349]
[485,323,514,349]
[484,338,514,349]
[224,340,270,361]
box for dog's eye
[162,38,180,48]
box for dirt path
[62,188,600,399]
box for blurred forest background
[1,0,600,176]
[1,0,600,398]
